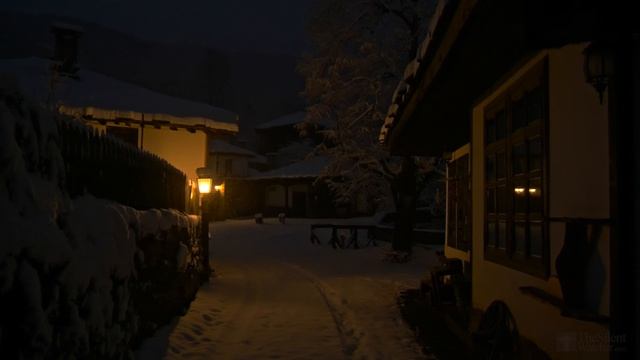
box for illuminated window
[484,59,548,277]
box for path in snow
[136,219,441,359]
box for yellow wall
[471,44,610,359]
[85,123,207,183]
[142,128,207,182]
[445,144,471,263]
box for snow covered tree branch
[299,0,437,213]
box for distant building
[0,57,239,213]
[226,157,341,218]
[207,140,257,179]
[255,111,307,154]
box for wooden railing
[57,117,186,211]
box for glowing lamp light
[529,188,538,194]
[197,178,212,194]
[214,183,225,194]
[514,187,526,194]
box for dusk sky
[0,0,315,55]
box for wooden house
[380,1,638,358]
[0,57,239,213]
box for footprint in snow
[191,324,204,335]
[181,331,196,342]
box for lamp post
[197,167,213,279]
[584,41,614,104]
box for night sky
[0,0,314,55]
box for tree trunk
[392,157,417,253]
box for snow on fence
[0,79,204,358]
[57,117,187,211]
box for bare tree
[299,0,438,253]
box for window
[224,159,233,176]
[484,60,548,277]
[106,126,138,148]
[447,153,471,251]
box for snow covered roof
[209,140,256,157]
[250,157,328,180]
[255,111,306,130]
[249,154,268,165]
[0,57,239,133]
[379,0,452,144]
[51,22,84,33]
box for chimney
[51,22,83,76]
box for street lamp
[583,41,614,104]
[197,177,212,194]
[196,167,214,279]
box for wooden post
[201,193,212,279]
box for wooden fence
[57,117,186,211]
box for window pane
[528,87,544,123]
[497,185,507,214]
[487,221,496,248]
[529,137,542,171]
[496,110,506,140]
[486,155,496,182]
[448,161,457,179]
[487,188,496,214]
[512,97,527,131]
[530,222,543,258]
[515,222,526,255]
[457,155,469,177]
[512,142,527,174]
[496,151,506,179]
[529,178,543,215]
[498,221,507,249]
[486,118,496,144]
[514,180,527,214]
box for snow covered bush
[0,78,204,359]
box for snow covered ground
[136,218,441,359]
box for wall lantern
[196,167,214,194]
[198,178,212,194]
[583,42,614,104]
[195,167,214,277]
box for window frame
[447,150,471,252]
[483,58,550,279]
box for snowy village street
[136,219,439,359]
